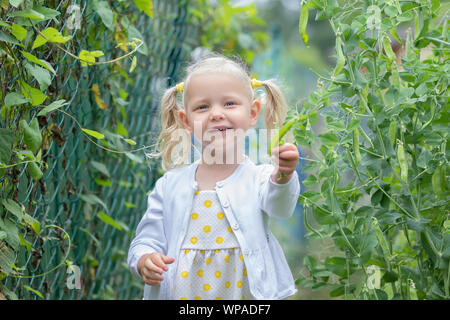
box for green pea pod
[388,121,397,146]
[269,117,297,156]
[397,140,408,183]
[391,62,400,89]
[353,128,361,166]
[299,1,309,45]
[382,35,396,61]
[333,36,345,77]
[28,161,43,181]
[372,217,391,259]
[20,118,42,154]
[432,165,446,199]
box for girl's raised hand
[270,143,299,184]
[137,252,175,286]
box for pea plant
[294,0,449,299]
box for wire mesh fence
[1,0,197,299]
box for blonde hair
[152,53,290,171]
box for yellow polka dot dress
[174,190,253,300]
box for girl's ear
[178,109,192,134]
[250,99,261,127]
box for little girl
[127,54,300,300]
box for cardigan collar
[189,154,251,190]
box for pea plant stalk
[295,0,449,300]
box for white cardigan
[127,155,300,300]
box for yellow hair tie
[251,78,263,88]
[176,82,184,93]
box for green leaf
[24,63,51,91]
[416,149,432,168]
[0,241,15,275]
[382,270,399,283]
[19,81,47,106]
[313,206,334,225]
[18,233,32,255]
[303,255,317,271]
[90,160,110,177]
[124,138,136,146]
[127,26,148,56]
[124,202,136,209]
[371,189,383,207]
[374,289,388,300]
[37,99,68,116]
[347,119,360,132]
[32,27,72,49]
[0,20,11,30]
[27,161,43,181]
[318,132,339,148]
[116,121,128,137]
[326,118,346,131]
[358,231,378,263]
[78,50,104,67]
[19,118,42,153]
[31,4,60,20]
[95,178,111,187]
[0,218,19,250]
[80,194,108,212]
[324,256,349,278]
[81,128,105,139]
[8,9,45,19]
[23,213,40,234]
[125,152,143,164]
[1,199,24,220]
[93,1,115,31]
[0,30,23,46]
[11,23,27,41]
[5,92,30,107]
[0,129,13,164]
[129,56,137,73]
[300,190,322,203]
[20,51,56,75]
[9,0,25,8]
[23,285,44,299]
[384,6,398,17]
[329,284,346,297]
[397,11,414,22]
[303,174,318,187]
[97,211,123,231]
[134,0,154,18]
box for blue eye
[197,105,208,110]
[225,101,235,106]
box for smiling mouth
[211,128,232,132]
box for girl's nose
[209,105,225,121]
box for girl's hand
[137,252,175,286]
[270,143,299,184]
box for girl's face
[178,72,260,161]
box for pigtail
[260,79,291,143]
[153,85,190,171]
